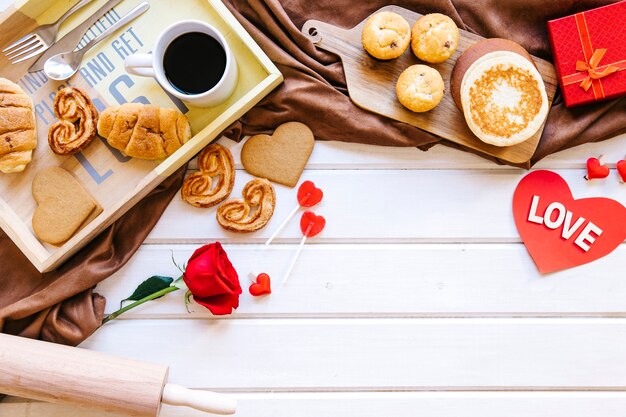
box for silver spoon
[44,2,150,81]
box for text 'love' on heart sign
[513,170,626,273]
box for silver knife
[29,0,126,72]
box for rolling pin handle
[161,383,236,415]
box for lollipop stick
[265,202,302,246]
[282,224,311,284]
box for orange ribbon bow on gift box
[561,12,626,99]
[575,48,619,92]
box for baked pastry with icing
[362,11,411,60]
[97,103,191,160]
[0,78,37,173]
[396,64,445,112]
[48,87,98,155]
[451,38,549,147]
[181,143,235,207]
[217,178,275,233]
[411,13,459,63]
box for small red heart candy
[249,273,271,296]
[297,180,323,207]
[617,160,626,183]
[300,211,326,237]
[586,157,610,180]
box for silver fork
[3,0,92,64]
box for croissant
[97,103,191,160]
[217,178,276,233]
[48,87,98,155]
[0,78,37,173]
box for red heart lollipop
[297,181,323,207]
[300,211,326,237]
[249,273,271,296]
[617,160,626,183]
[586,157,610,180]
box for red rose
[183,242,241,315]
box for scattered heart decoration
[300,211,326,237]
[513,170,626,273]
[617,160,626,183]
[249,273,272,296]
[585,157,610,180]
[297,180,324,207]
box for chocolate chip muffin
[411,13,459,63]
[395,64,445,112]
[362,11,411,60]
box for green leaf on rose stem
[121,276,174,306]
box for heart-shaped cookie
[241,122,315,187]
[32,167,102,245]
[513,170,626,273]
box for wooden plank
[205,133,626,171]
[97,243,626,318]
[147,168,626,243]
[6,392,626,417]
[79,318,626,390]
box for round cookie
[411,13,459,63]
[362,11,411,60]
[395,64,445,112]
[450,38,535,110]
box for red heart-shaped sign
[249,273,271,296]
[300,211,326,237]
[586,157,610,180]
[617,160,626,183]
[297,180,323,207]
[513,170,626,273]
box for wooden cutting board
[301,5,558,164]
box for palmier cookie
[411,13,459,63]
[181,143,235,207]
[396,64,444,112]
[48,87,98,155]
[362,11,411,60]
[217,178,275,233]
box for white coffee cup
[125,20,238,107]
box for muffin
[411,13,459,63]
[362,11,411,60]
[395,64,445,112]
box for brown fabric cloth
[222,0,626,165]
[0,165,186,346]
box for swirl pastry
[48,87,98,155]
[217,178,276,233]
[181,143,235,207]
[0,78,37,173]
[97,103,191,160]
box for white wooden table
[4,130,626,417]
[4,1,626,415]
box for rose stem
[282,223,312,285]
[102,285,179,324]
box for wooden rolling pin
[0,333,236,416]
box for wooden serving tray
[301,5,557,164]
[0,0,282,272]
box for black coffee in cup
[163,32,227,95]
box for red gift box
[547,1,626,107]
